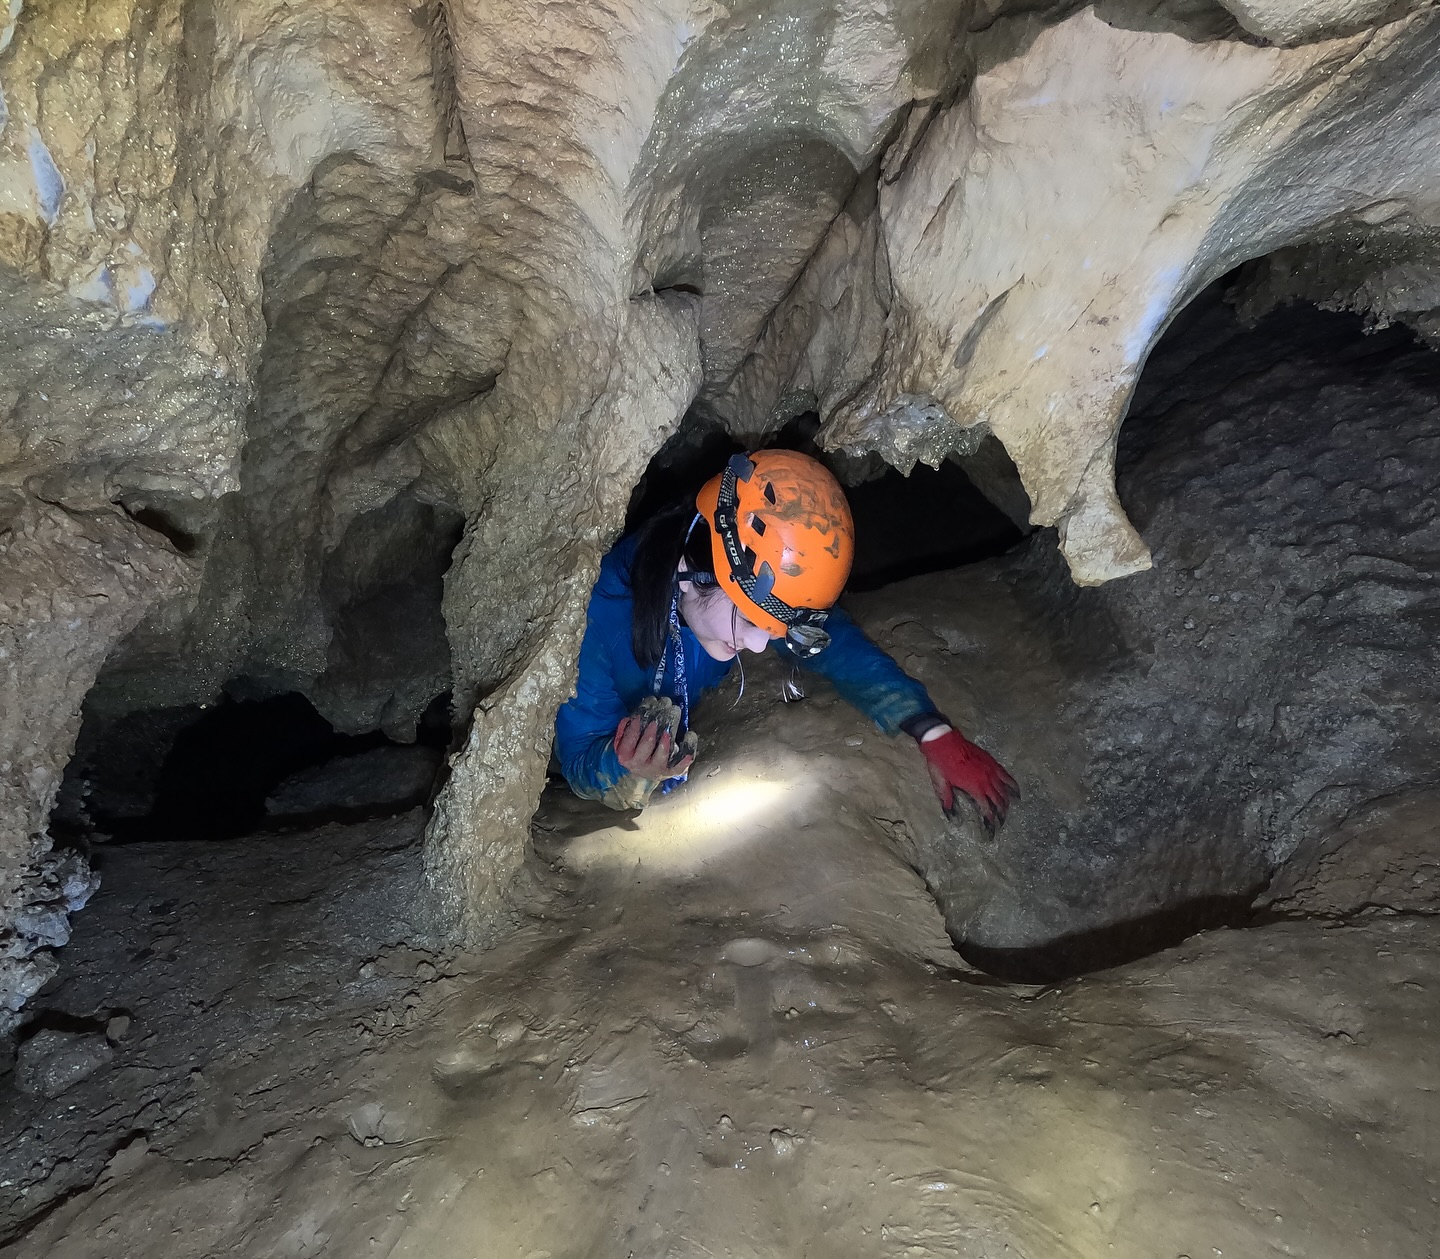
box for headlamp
[785,616,831,659]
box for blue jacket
[555,534,937,801]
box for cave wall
[0,0,975,970]
[0,0,458,1029]
[843,294,1440,964]
[720,5,1440,584]
[1,0,1438,1005]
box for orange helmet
[695,450,855,656]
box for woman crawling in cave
[553,450,1019,832]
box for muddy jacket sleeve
[774,605,937,736]
[553,603,631,802]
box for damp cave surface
[45,289,1437,935]
[50,490,466,850]
[6,293,1440,1255]
[6,1,1440,1250]
[55,413,1022,857]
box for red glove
[918,728,1019,835]
[614,713,693,781]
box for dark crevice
[416,168,475,197]
[958,892,1265,984]
[14,1011,110,1044]
[69,688,452,845]
[424,0,472,166]
[115,502,199,556]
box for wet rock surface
[1,3,1439,1247]
[0,813,442,1238]
[1,777,1436,1255]
[3,0,1438,1023]
[13,1031,113,1100]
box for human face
[677,576,776,661]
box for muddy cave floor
[4,682,1440,1258]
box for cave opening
[49,494,466,852]
[65,688,453,846]
[947,280,1440,986]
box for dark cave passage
[943,284,1440,984]
[50,490,467,850]
[127,690,447,843]
[57,689,453,846]
[1118,283,1435,491]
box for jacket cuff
[899,711,950,742]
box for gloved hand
[614,696,695,782]
[918,727,1019,836]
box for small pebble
[105,1014,131,1043]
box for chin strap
[653,587,691,734]
[653,585,692,798]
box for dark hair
[627,499,717,668]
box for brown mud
[4,666,1437,1257]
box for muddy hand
[614,709,693,781]
[918,728,1019,837]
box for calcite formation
[730,7,1440,584]
[0,0,1437,1015]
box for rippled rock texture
[840,294,1440,963]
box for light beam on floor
[563,756,817,876]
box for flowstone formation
[724,5,1440,583]
[1,0,1439,1031]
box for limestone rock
[715,8,1440,581]
[595,696,700,812]
[1,0,1437,1007]
[0,500,188,1033]
[14,1029,113,1098]
[264,745,443,819]
[851,294,1440,962]
[1219,0,1423,44]
[422,292,703,943]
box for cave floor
[3,768,1438,1258]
